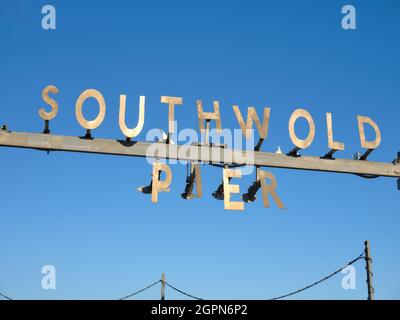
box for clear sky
[0,0,399,300]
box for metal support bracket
[359,148,374,161]
[1,124,10,133]
[322,149,338,160]
[81,129,93,140]
[287,146,301,157]
[43,120,50,134]
[242,180,261,203]
[254,137,264,152]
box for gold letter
[357,115,381,149]
[38,85,59,121]
[257,169,284,209]
[196,100,222,133]
[151,162,172,203]
[119,95,145,139]
[160,96,183,138]
[288,108,315,149]
[75,89,106,130]
[223,169,244,211]
[326,112,345,151]
[232,105,271,139]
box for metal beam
[1,130,399,178]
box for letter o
[75,89,106,130]
[288,108,315,149]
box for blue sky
[0,0,399,299]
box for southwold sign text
[1,85,399,211]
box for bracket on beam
[80,129,93,140]
[322,149,338,160]
[359,148,374,161]
[43,120,50,134]
[254,137,264,152]
[287,146,301,157]
[1,124,10,133]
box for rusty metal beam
[1,129,399,178]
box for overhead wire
[0,292,13,300]
[165,281,203,300]
[119,280,161,300]
[268,253,365,300]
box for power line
[268,253,365,300]
[119,280,161,300]
[165,281,203,300]
[158,253,366,300]
[0,292,13,300]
